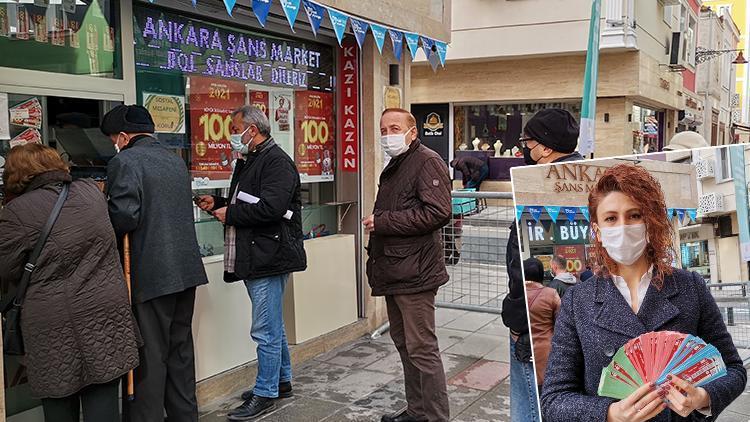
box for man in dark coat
[364,108,452,422]
[196,106,306,421]
[546,255,578,299]
[450,155,489,189]
[502,108,583,420]
[102,105,209,422]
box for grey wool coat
[0,172,140,398]
[541,268,747,421]
[107,135,208,304]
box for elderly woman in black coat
[541,164,746,422]
[0,144,140,422]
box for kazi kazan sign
[133,6,335,91]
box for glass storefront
[680,240,711,280]
[452,102,581,155]
[632,105,664,154]
[132,5,339,257]
[0,0,122,78]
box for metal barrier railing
[438,191,514,314]
[706,282,750,352]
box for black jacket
[212,138,306,282]
[502,151,584,334]
[107,135,208,304]
[450,156,486,187]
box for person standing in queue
[102,105,209,422]
[502,108,583,421]
[364,108,452,422]
[195,106,306,421]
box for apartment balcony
[695,158,716,180]
[698,192,725,215]
[601,0,638,50]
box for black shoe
[381,409,428,422]
[239,382,293,401]
[227,396,276,421]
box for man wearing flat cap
[503,108,583,420]
[101,104,208,422]
[518,108,584,165]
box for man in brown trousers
[364,108,452,422]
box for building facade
[704,0,750,124]
[697,6,742,145]
[0,0,451,419]
[411,0,709,161]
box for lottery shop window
[0,0,122,78]
[133,5,338,256]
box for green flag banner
[579,0,602,157]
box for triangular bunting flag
[667,208,675,221]
[404,32,420,60]
[435,40,447,66]
[421,36,434,59]
[370,23,387,54]
[423,37,440,71]
[302,0,325,36]
[580,207,590,222]
[327,8,348,46]
[545,206,561,222]
[515,205,524,221]
[687,208,698,223]
[280,0,301,31]
[528,206,544,223]
[223,0,237,16]
[252,0,272,26]
[350,18,369,49]
[389,30,404,61]
[562,207,578,223]
[676,209,686,224]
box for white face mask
[598,223,648,266]
[230,126,251,154]
[380,127,415,158]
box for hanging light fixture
[733,51,748,65]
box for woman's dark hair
[588,163,675,289]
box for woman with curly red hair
[540,163,746,422]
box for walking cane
[123,234,135,402]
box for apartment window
[663,5,672,26]
[715,147,733,182]
[681,5,697,67]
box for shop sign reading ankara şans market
[133,6,335,91]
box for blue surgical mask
[230,126,251,154]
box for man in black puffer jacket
[196,106,306,421]
[503,108,583,420]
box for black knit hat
[100,105,155,135]
[523,108,579,154]
[523,257,545,283]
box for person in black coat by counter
[102,105,209,422]
[541,164,746,422]
[196,106,306,421]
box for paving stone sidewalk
[200,307,510,422]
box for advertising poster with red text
[294,90,335,183]
[554,244,586,275]
[248,90,269,118]
[189,76,245,182]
